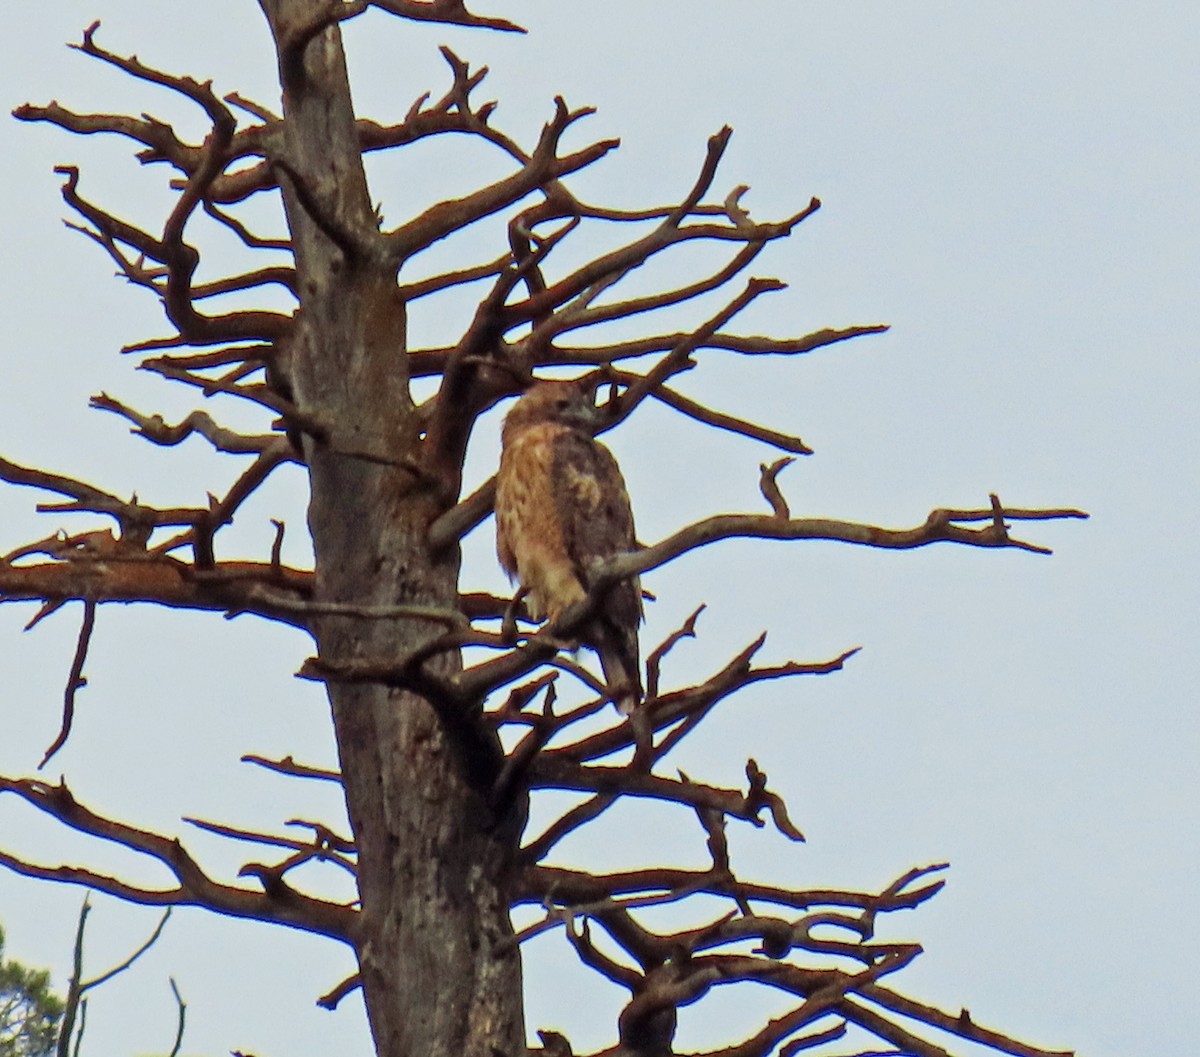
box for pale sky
[1,3,1196,1056]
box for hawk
[495,380,642,711]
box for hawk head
[501,379,602,438]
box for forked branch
[0,777,356,942]
[517,855,1071,1057]
[386,98,617,260]
[604,497,1089,584]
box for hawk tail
[596,621,642,715]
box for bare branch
[407,321,888,379]
[38,601,96,769]
[387,99,618,261]
[57,899,89,1057]
[528,758,805,840]
[760,457,796,518]
[55,900,173,1057]
[596,500,1090,590]
[604,278,787,430]
[427,476,496,552]
[317,972,363,1011]
[12,102,197,173]
[834,998,956,1057]
[72,22,231,120]
[90,394,283,454]
[507,323,892,374]
[542,636,857,766]
[0,776,356,943]
[0,453,159,538]
[519,793,617,865]
[53,167,290,346]
[652,386,812,455]
[166,978,186,1057]
[187,442,295,568]
[124,344,274,368]
[564,915,639,990]
[57,26,300,353]
[398,253,509,300]
[22,599,68,631]
[240,754,342,783]
[202,200,292,253]
[190,266,296,300]
[535,240,767,341]
[511,177,813,338]
[0,558,314,629]
[369,0,526,34]
[645,603,705,700]
[81,907,171,991]
[136,362,321,442]
[703,1005,842,1057]
[859,985,1075,1057]
[489,680,558,808]
[224,91,280,125]
[235,591,467,626]
[183,816,357,877]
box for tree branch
[858,985,1075,1057]
[38,601,96,769]
[240,754,342,783]
[369,0,525,33]
[90,394,284,455]
[0,777,356,943]
[528,758,804,840]
[386,99,617,261]
[0,559,313,629]
[598,498,1090,590]
[183,816,357,877]
[408,322,890,378]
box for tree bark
[256,4,525,1055]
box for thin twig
[83,908,171,990]
[645,603,705,700]
[759,457,796,518]
[317,972,363,1010]
[240,754,342,783]
[39,601,96,770]
[166,978,186,1057]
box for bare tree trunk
[257,4,525,1054]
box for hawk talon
[500,587,528,644]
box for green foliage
[0,925,63,1057]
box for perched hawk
[495,380,642,711]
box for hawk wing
[549,430,639,612]
[549,429,643,706]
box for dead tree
[0,6,1085,1057]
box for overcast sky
[1,3,1196,1056]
